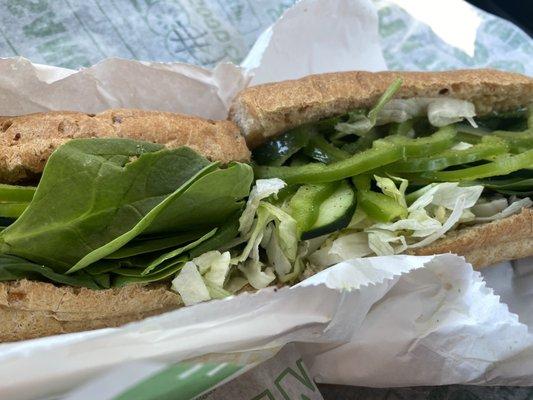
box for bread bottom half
[0,280,181,342]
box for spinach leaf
[85,257,148,275]
[113,259,186,287]
[104,230,207,259]
[141,228,217,275]
[68,162,217,273]
[0,254,104,289]
[91,273,111,289]
[0,139,212,272]
[114,256,188,278]
[189,214,240,258]
[144,163,254,234]
[71,162,252,273]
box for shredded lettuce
[330,231,372,258]
[371,208,441,236]
[238,259,275,289]
[367,230,407,256]
[409,195,468,248]
[307,231,372,268]
[473,197,532,222]
[427,98,476,127]
[171,261,211,306]
[377,97,476,127]
[239,178,286,236]
[225,276,249,293]
[205,281,232,300]
[194,250,231,288]
[408,182,483,211]
[228,175,305,285]
[260,202,298,262]
[172,250,232,305]
[471,197,508,217]
[265,228,292,276]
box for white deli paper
[0,0,532,398]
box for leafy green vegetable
[114,259,187,287]
[105,231,207,259]
[67,163,218,273]
[171,261,211,305]
[0,139,212,272]
[479,171,533,195]
[143,163,253,234]
[0,254,105,289]
[141,229,217,275]
[190,215,240,258]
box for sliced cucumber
[252,126,310,166]
[289,182,338,234]
[301,180,356,240]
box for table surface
[319,385,533,399]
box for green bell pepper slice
[255,140,402,184]
[303,135,350,163]
[357,190,406,223]
[254,126,456,184]
[0,203,29,219]
[0,184,36,203]
[422,149,533,181]
[388,120,414,136]
[389,136,509,173]
[492,130,533,153]
[386,125,457,158]
[353,175,407,222]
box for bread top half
[0,108,250,184]
[230,69,533,148]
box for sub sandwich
[0,69,531,342]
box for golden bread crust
[0,109,250,183]
[0,279,181,342]
[411,208,533,269]
[230,69,533,147]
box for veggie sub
[229,69,533,274]
[1,69,531,342]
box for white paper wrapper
[241,0,386,84]
[0,57,246,119]
[0,282,357,399]
[3,254,532,399]
[0,0,532,398]
[304,255,533,386]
